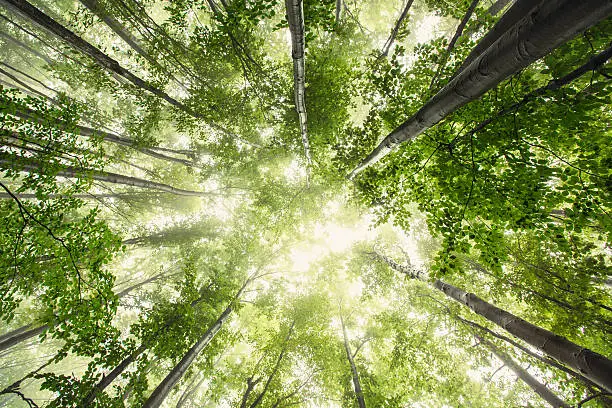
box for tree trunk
[82,283,215,406]
[2,0,207,121]
[0,192,159,200]
[487,0,512,16]
[429,0,480,90]
[248,321,296,408]
[115,272,168,298]
[285,0,311,167]
[78,0,188,91]
[379,0,415,58]
[341,314,367,408]
[0,65,58,104]
[456,316,602,391]
[348,0,612,179]
[0,276,161,356]
[141,278,250,408]
[175,372,206,408]
[479,336,571,408]
[456,0,535,76]
[142,305,233,408]
[0,31,53,65]
[78,0,147,62]
[0,153,208,196]
[0,324,47,352]
[335,0,342,24]
[0,61,59,95]
[453,44,612,144]
[374,252,612,392]
[81,344,148,407]
[463,256,612,332]
[11,106,195,167]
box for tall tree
[372,251,612,392]
[285,0,312,167]
[348,0,612,178]
[340,313,367,408]
[478,336,571,408]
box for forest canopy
[0,0,611,407]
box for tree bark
[0,61,59,95]
[374,252,612,392]
[452,44,612,145]
[379,0,415,58]
[335,0,342,24]
[142,305,233,408]
[82,283,215,407]
[348,0,612,179]
[77,0,188,91]
[0,325,47,352]
[141,278,251,408]
[487,0,512,16]
[479,336,570,408]
[455,0,536,76]
[0,276,161,356]
[0,153,208,196]
[78,0,147,63]
[285,0,311,167]
[341,314,367,408]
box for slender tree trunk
[456,316,602,391]
[11,105,195,167]
[379,0,415,58]
[0,325,33,345]
[335,0,342,24]
[479,336,570,408]
[175,372,206,408]
[0,324,47,352]
[141,278,251,408]
[0,276,161,355]
[341,314,367,408]
[0,65,58,104]
[82,285,214,406]
[0,153,208,196]
[429,0,480,91]
[373,252,612,392]
[285,0,311,167]
[0,192,159,200]
[248,321,296,408]
[1,0,208,121]
[78,0,146,62]
[81,344,148,407]
[0,31,53,65]
[142,306,234,408]
[463,256,612,332]
[0,61,59,95]
[348,0,612,178]
[77,0,188,91]
[115,271,168,298]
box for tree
[477,336,571,408]
[348,0,612,178]
[372,251,612,392]
[285,0,312,167]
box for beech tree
[0,0,610,407]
